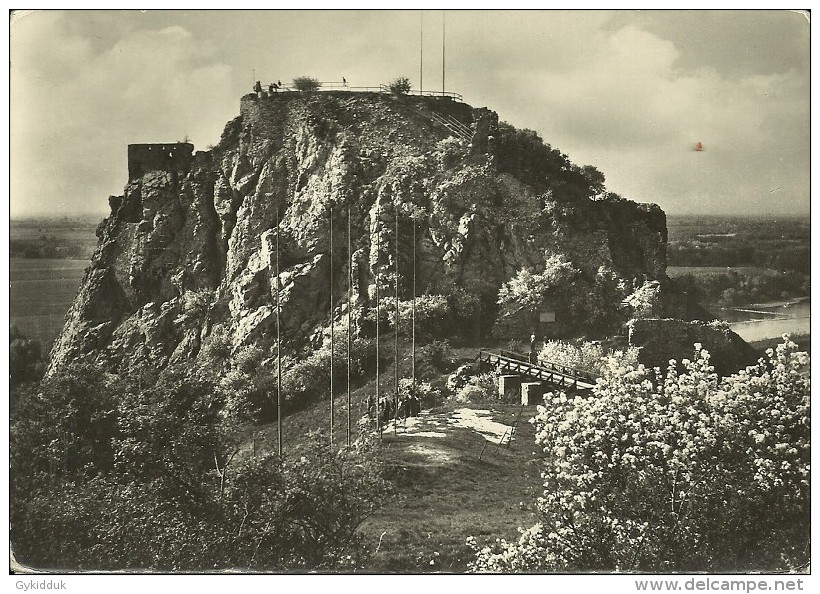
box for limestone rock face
[49,93,670,374]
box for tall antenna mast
[441,10,445,96]
[375,202,381,439]
[420,11,424,95]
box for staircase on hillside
[410,105,472,141]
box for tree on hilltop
[293,76,321,92]
[388,76,412,95]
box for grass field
[10,258,88,352]
[10,217,100,259]
[10,218,99,242]
[666,265,770,277]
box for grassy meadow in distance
[10,217,99,352]
[10,258,88,352]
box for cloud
[9,10,808,218]
[11,12,236,217]
[448,13,808,215]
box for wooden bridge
[476,350,599,394]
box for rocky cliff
[49,91,669,374]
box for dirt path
[360,404,543,573]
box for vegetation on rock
[10,325,46,387]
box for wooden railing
[477,350,599,392]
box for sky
[8,9,810,218]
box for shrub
[223,433,393,570]
[386,290,481,341]
[446,362,479,394]
[416,339,454,376]
[538,340,639,376]
[388,294,452,340]
[469,337,810,573]
[388,76,412,95]
[494,253,579,338]
[453,372,498,404]
[198,324,232,369]
[281,329,377,413]
[293,76,321,92]
[624,280,662,319]
[10,325,45,386]
[219,345,276,421]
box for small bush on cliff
[469,338,810,572]
[219,345,276,421]
[293,76,321,92]
[388,76,412,95]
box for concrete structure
[128,143,194,181]
[521,381,546,405]
[498,374,522,402]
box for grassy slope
[360,403,543,573]
[248,340,545,573]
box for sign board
[539,310,556,323]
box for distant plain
[8,214,810,355]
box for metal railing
[253,82,463,102]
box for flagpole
[347,205,352,447]
[442,10,445,96]
[375,202,381,439]
[420,11,424,95]
[394,206,399,435]
[276,205,282,458]
[329,204,334,446]
[412,217,416,393]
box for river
[715,299,810,343]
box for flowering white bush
[469,337,809,573]
[624,280,661,319]
[538,340,640,375]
